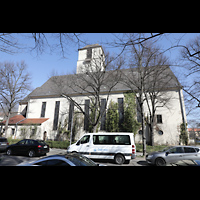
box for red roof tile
[0,115,49,125]
[188,128,200,132]
[0,115,25,125]
[18,118,49,125]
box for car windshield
[66,154,98,166]
[159,146,173,152]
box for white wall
[134,89,185,145]
[17,88,186,145]
[76,47,105,74]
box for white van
[67,132,136,164]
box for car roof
[43,152,81,159]
[175,145,200,148]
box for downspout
[15,118,26,139]
[178,88,186,125]
[178,88,188,144]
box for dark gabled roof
[20,65,181,103]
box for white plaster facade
[76,44,105,74]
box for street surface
[0,148,147,166]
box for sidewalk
[48,148,67,155]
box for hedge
[46,140,70,149]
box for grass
[136,143,169,153]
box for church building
[0,44,187,145]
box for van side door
[78,135,91,157]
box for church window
[86,48,92,59]
[157,115,163,124]
[118,98,124,129]
[68,101,74,131]
[84,100,90,131]
[40,102,46,118]
[100,99,106,130]
[53,101,60,130]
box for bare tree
[50,50,123,133]
[120,37,174,153]
[180,35,200,107]
[0,61,31,137]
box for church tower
[76,44,105,74]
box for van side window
[93,135,130,145]
[80,135,90,144]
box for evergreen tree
[106,100,119,132]
[122,92,141,137]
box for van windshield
[93,135,131,145]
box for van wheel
[114,154,125,165]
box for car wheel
[155,157,166,166]
[6,148,12,156]
[28,150,35,157]
[114,154,125,165]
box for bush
[46,140,70,149]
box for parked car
[67,132,136,165]
[6,139,49,157]
[0,137,9,152]
[17,153,103,166]
[146,146,200,166]
[168,160,200,166]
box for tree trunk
[141,106,146,156]
[4,111,11,138]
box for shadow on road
[137,160,149,166]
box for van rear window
[93,135,131,145]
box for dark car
[18,153,102,166]
[6,139,49,157]
[0,137,9,152]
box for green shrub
[106,100,119,132]
[46,140,70,149]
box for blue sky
[0,33,199,125]
[0,33,198,90]
[0,33,117,90]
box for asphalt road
[0,149,147,166]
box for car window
[25,140,31,144]
[35,159,70,166]
[67,156,97,166]
[0,138,7,142]
[184,147,196,153]
[18,140,26,145]
[46,159,70,166]
[80,135,90,144]
[29,140,36,145]
[35,161,47,166]
[168,147,184,153]
[93,135,130,145]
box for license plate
[44,145,47,148]
[1,143,6,145]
